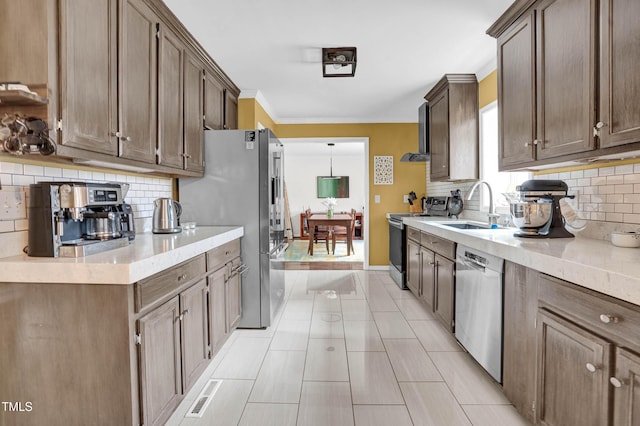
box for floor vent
[185,379,222,418]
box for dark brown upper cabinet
[424,74,479,182]
[204,70,225,130]
[183,51,205,173]
[489,0,640,170]
[224,89,239,130]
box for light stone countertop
[0,226,243,285]
[404,217,640,307]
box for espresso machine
[510,179,574,238]
[27,182,135,257]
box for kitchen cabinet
[503,261,538,423]
[536,309,611,426]
[119,0,158,163]
[490,0,640,170]
[405,226,456,332]
[206,239,243,352]
[179,278,209,391]
[183,50,205,173]
[598,0,640,149]
[424,74,478,182]
[501,264,640,425]
[157,25,185,170]
[59,0,118,155]
[204,69,225,130]
[224,89,239,130]
[138,296,182,426]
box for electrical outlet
[0,189,26,220]
[403,195,409,203]
[374,195,381,204]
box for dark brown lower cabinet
[503,262,538,422]
[420,247,435,308]
[180,278,209,391]
[406,237,421,297]
[434,254,454,331]
[138,297,182,426]
[208,266,228,353]
[612,348,640,426]
[536,309,611,426]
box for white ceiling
[164,0,512,124]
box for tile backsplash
[425,160,640,240]
[0,161,173,258]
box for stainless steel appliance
[510,179,574,238]
[400,102,430,162]
[152,198,182,234]
[27,182,135,257]
[386,196,450,288]
[455,244,504,382]
[179,129,286,328]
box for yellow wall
[239,71,497,266]
[479,70,498,109]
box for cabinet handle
[429,261,435,266]
[533,139,541,145]
[182,309,189,316]
[593,122,606,137]
[430,240,438,244]
[124,136,131,142]
[599,314,619,324]
[610,377,623,388]
[595,121,606,129]
[524,142,530,147]
[585,363,598,373]
[178,273,187,281]
[112,131,122,138]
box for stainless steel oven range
[387,196,450,289]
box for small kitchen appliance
[510,179,574,238]
[152,198,182,234]
[27,182,135,257]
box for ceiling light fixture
[327,142,339,179]
[322,47,357,78]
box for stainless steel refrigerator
[179,129,287,328]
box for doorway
[280,137,369,269]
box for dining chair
[305,209,330,254]
[332,208,356,255]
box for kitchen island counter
[404,217,640,307]
[0,226,243,284]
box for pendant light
[327,143,339,179]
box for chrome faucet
[467,181,500,225]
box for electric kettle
[152,198,182,234]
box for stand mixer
[510,180,574,238]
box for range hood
[401,102,430,162]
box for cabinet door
[612,348,640,426]
[598,0,640,148]
[224,89,238,130]
[406,238,421,297]
[138,297,182,426]
[204,70,224,130]
[226,258,242,330]
[497,12,536,169]
[119,0,157,163]
[208,267,228,352]
[183,51,204,173]
[179,278,209,392]
[429,90,449,180]
[503,262,538,423]
[535,0,596,160]
[537,309,611,426]
[158,26,184,169]
[59,0,117,155]
[420,248,435,309]
[434,254,454,332]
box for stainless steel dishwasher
[455,244,504,383]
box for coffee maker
[27,182,135,257]
[510,179,574,238]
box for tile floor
[166,270,531,426]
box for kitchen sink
[439,221,499,230]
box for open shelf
[0,90,48,106]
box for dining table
[307,213,353,256]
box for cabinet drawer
[420,231,455,259]
[538,273,640,351]
[135,255,206,312]
[407,227,421,243]
[206,239,240,270]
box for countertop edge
[0,226,244,285]
[403,217,640,307]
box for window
[479,101,531,213]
